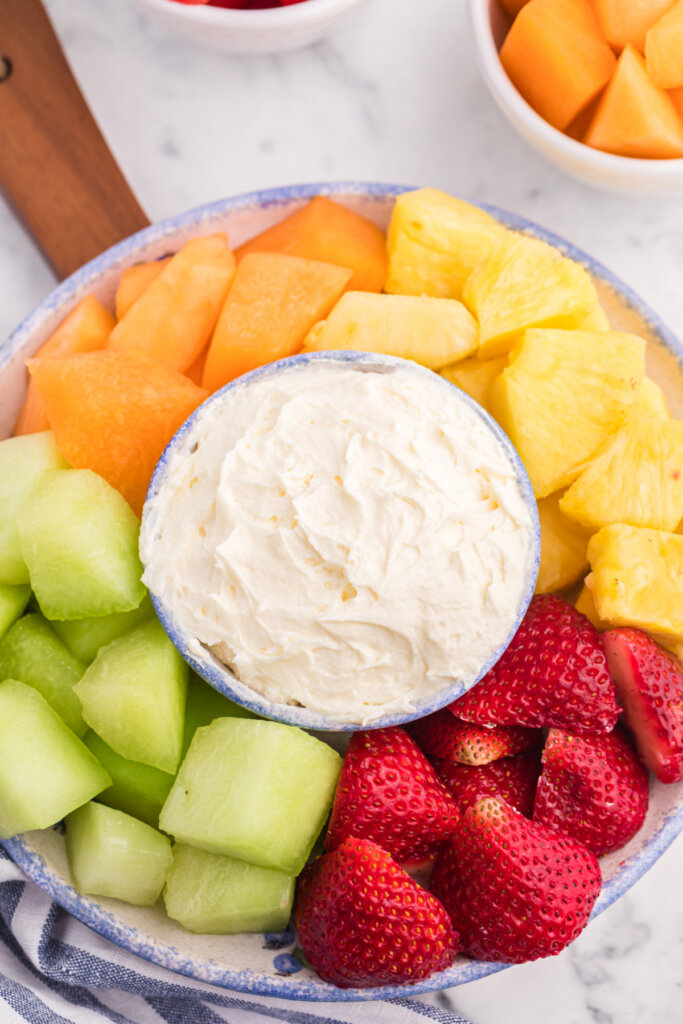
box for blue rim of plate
[1,181,682,1001]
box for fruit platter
[0,182,681,1001]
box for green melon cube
[181,673,254,759]
[164,844,294,934]
[66,802,172,906]
[0,584,31,640]
[0,432,68,585]
[159,719,342,875]
[74,618,188,774]
[18,469,145,620]
[0,679,110,838]
[51,593,154,663]
[83,731,174,828]
[0,613,86,735]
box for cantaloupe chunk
[591,0,675,53]
[107,234,235,374]
[235,197,387,293]
[646,0,683,89]
[202,253,351,393]
[115,258,171,320]
[584,45,683,157]
[29,351,208,515]
[670,85,683,116]
[500,0,531,16]
[499,0,617,131]
[184,345,209,387]
[14,296,115,436]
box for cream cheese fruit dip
[140,355,537,726]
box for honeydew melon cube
[181,673,254,759]
[83,731,174,828]
[18,469,146,620]
[74,618,188,774]
[0,432,68,584]
[65,802,172,906]
[159,719,342,875]
[164,844,294,934]
[0,613,86,735]
[51,593,154,663]
[0,679,111,838]
[0,584,31,640]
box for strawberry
[450,595,620,735]
[603,628,683,783]
[431,797,602,963]
[324,727,459,869]
[533,728,649,856]
[294,838,458,988]
[436,748,542,817]
[408,708,541,765]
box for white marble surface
[1,0,682,1020]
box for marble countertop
[1,0,682,1020]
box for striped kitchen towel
[0,849,473,1024]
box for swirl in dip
[140,356,537,725]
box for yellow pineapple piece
[586,524,683,637]
[302,292,477,371]
[634,376,669,419]
[575,303,610,331]
[440,355,507,413]
[575,582,611,630]
[560,415,683,531]
[490,328,645,498]
[463,233,599,359]
[385,189,505,301]
[535,491,593,594]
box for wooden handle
[0,0,150,281]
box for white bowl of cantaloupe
[470,0,683,194]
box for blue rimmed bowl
[1,182,682,1001]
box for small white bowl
[468,0,683,196]
[130,0,368,54]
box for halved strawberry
[603,628,683,783]
[533,728,649,856]
[436,748,542,817]
[295,838,458,988]
[450,595,619,735]
[431,797,602,963]
[408,708,541,765]
[324,727,459,869]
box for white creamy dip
[141,358,535,724]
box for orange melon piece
[584,45,683,156]
[646,0,683,89]
[115,258,171,320]
[14,295,115,436]
[591,0,675,53]
[107,234,235,374]
[499,0,531,15]
[670,85,683,115]
[185,345,209,387]
[202,253,351,394]
[499,0,617,131]
[234,197,386,293]
[29,351,208,516]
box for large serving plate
[1,182,682,1001]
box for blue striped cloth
[0,849,473,1024]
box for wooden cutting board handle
[0,0,150,281]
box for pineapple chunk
[463,233,599,359]
[440,355,507,413]
[575,303,610,331]
[385,189,505,301]
[490,328,645,498]
[560,416,683,531]
[302,292,477,371]
[575,582,611,631]
[535,491,593,594]
[586,524,683,637]
[634,377,669,419]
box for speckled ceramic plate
[1,183,682,1002]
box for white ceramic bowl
[1,183,682,1001]
[468,0,683,196]
[130,0,368,54]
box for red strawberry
[295,838,458,988]
[450,595,619,735]
[408,708,541,765]
[603,628,683,783]
[325,727,459,869]
[436,748,542,817]
[431,797,602,963]
[533,728,649,856]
